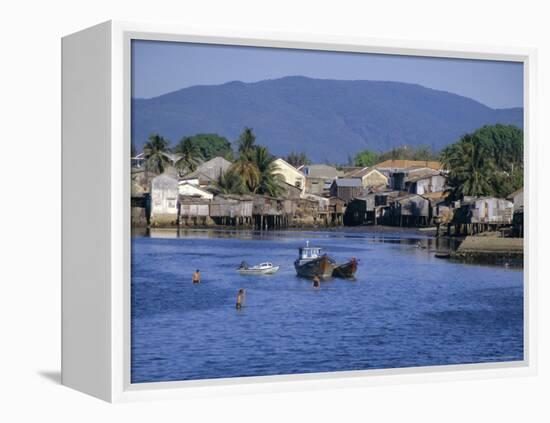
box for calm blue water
[131,229,524,383]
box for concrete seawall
[452,236,523,266]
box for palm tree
[143,134,171,174]
[230,159,261,192]
[237,127,257,160]
[254,146,284,196]
[229,127,262,192]
[174,137,202,174]
[441,134,494,198]
[216,170,246,194]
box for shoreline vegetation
[131,125,524,267]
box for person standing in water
[312,275,321,289]
[236,288,246,309]
[192,269,201,284]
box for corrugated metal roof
[332,178,363,187]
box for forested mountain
[132,76,523,162]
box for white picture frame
[61,20,537,403]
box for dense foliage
[441,124,523,199]
[217,169,246,195]
[181,133,233,161]
[354,149,379,167]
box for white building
[150,174,179,225]
[272,158,306,195]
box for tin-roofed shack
[344,190,399,226]
[448,196,514,236]
[252,195,289,230]
[373,160,444,191]
[329,178,364,203]
[178,197,211,226]
[210,194,254,226]
[403,169,447,195]
[389,194,432,226]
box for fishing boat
[237,261,280,275]
[294,242,336,279]
[332,257,359,279]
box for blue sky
[132,40,523,109]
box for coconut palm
[230,159,261,193]
[174,137,202,174]
[441,133,494,198]
[216,170,246,195]
[237,127,257,160]
[254,146,284,196]
[143,134,171,174]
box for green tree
[173,137,202,173]
[285,151,310,168]
[255,146,284,196]
[237,127,257,160]
[216,169,246,195]
[230,159,261,192]
[143,134,171,174]
[354,149,379,167]
[182,133,233,161]
[441,124,523,199]
[230,127,285,195]
[231,127,261,192]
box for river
[131,228,523,383]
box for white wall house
[150,174,179,225]
[272,158,306,195]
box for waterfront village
[131,127,524,264]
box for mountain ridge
[131,76,523,162]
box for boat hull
[294,255,335,279]
[332,259,358,279]
[238,266,280,275]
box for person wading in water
[312,275,321,289]
[192,269,201,284]
[236,288,246,310]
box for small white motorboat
[237,261,280,275]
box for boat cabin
[298,243,323,260]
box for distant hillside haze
[132,76,523,162]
